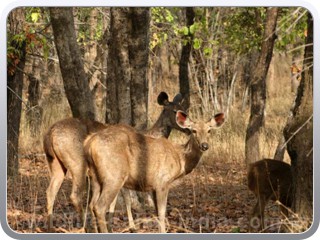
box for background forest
[7,7,313,233]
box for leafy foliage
[275,7,308,53]
[7,7,51,75]
[222,8,264,54]
[150,7,307,58]
[74,7,106,45]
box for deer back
[248,159,293,206]
[44,118,106,163]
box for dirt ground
[7,154,287,234]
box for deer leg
[152,190,158,213]
[107,192,119,232]
[46,158,66,232]
[121,189,136,232]
[94,179,126,233]
[279,195,291,218]
[93,189,114,233]
[155,187,169,233]
[250,195,267,232]
[87,172,100,233]
[69,163,87,230]
[146,192,156,209]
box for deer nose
[200,142,209,151]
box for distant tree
[245,7,279,166]
[75,7,110,121]
[179,7,195,110]
[7,8,27,177]
[284,12,313,230]
[49,7,95,120]
[26,72,42,138]
[106,7,150,130]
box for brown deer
[43,92,185,232]
[247,159,293,232]
[84,110,225,233]
[44,118,105,232]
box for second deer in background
[247,159,293,232]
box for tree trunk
[7,8,27,177]
[179,7,195,110]
[26,58,43,138]
[86,8,109,122]
[50,7,95,120]
[129,8,150,130]
[245,7,278,167]
[283,12,313,230]
[106,7,150,129]
[106,8,132,125]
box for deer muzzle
[200,142,209,151]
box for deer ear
[172,93,183,105]
[157,92,169,106]
[176,110,193,129]
[210,113,225,128]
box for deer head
[175,110,225,152]
[149,92,186,137]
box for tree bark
[179,7,195,110]
[7,8,27,177]
[106,7,150,129]
[129,8,150,130]
[284,12,313,230]
[245,7,278,167]
[50,7,95,120]
[26,57,43,138]
[106,8,131,125]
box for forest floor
[7,154,288,234]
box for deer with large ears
[43,92,185,232]
[84,110,225,233]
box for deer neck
[146,115,171,138]
[182,136,203,175]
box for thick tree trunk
[106,8,132,125]
[179,7,195,110]
[50,7,95,120]
[284,12,313,230]
[130,8,150,130]
[7,8,27,177]
[106,7,150,129]
[245,7,278,167]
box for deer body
[89,126,189,191]
[43,92,184,232]
[85,111,225,233]
[247,159,293,232]
[44,118,106,231]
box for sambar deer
[84,110,225,233]
[247,159,293,232]
[43,92,185,232]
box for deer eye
[192,129,197,134]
